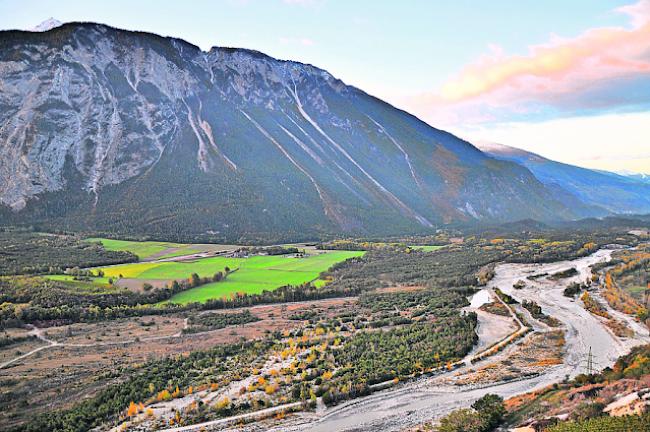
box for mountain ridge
[0,22,620,241]
[478,142,650,215]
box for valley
[0,224,648,431]
[249,249,650,432]
[0,11,649,432]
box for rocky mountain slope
[479,142,650,215]
[0,23,603,241]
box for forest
[0,231,136,275]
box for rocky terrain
[0,23,608,242]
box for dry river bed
[249,249,650,432]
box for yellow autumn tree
[127,401,138,417]
[157,389,172,401]
[215,397,230,410]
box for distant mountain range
[478,142,650,216]
[616,171,650,185]
[0,22,647,241]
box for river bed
[271,249,650,432]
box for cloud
[406,1,650,128]
[441,0,650,102]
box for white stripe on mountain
[367,115,423,191]
[287,83,432,227]
[241,110,332,219]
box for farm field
[44,274,112,286]
[85,237,196,259]
[84,237,240,260]
[95,250,364,304]
[410,245,445,251]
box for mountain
[0,23,601,242]
[28,18,63,32]
[616,171,650,185]
[478,142,650,215]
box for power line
[579,346,601,375]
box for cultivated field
[85,238,241,260]
[94,250,364,304]
[409,245,445,252]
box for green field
[96,250,364,304]
[410,245,445,252]
[44,274,112,286]
[41,274,121,293]
[85,238,199,260]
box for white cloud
[403,0,650,128]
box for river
[273,249,650,432]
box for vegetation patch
[479,301,511,317]
[85,238,199,259]
[547,413,650,432]
[549,267,579,280]
[183,310,260,333]
[0,231,136,275]
[148,252,363,304]
[522,300,562,327]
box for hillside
[0,23,602,242]
[479,142,650,215]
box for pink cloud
[404,1,650,128]
[439,0,650,103]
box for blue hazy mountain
[478,142,650,216]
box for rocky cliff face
[0,23,601,241]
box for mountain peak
[29,18,63,32]
[0,22,614,239]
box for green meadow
[43,274,114,290]
[45,274,112,285]
[96,250,364,304]
[85,238,199,259]
[410,245,445,252]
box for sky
[1,0,649,173]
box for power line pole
[642,263,650,328]
[579,346,598,375]
[586,346,593,375]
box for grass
[85,238,198,260]
[44,274,112,286]
[94,251,364,304]
[625,284,647,300]
[410,245,445,252]
[99,262,163,278]
[41,275,125,293]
